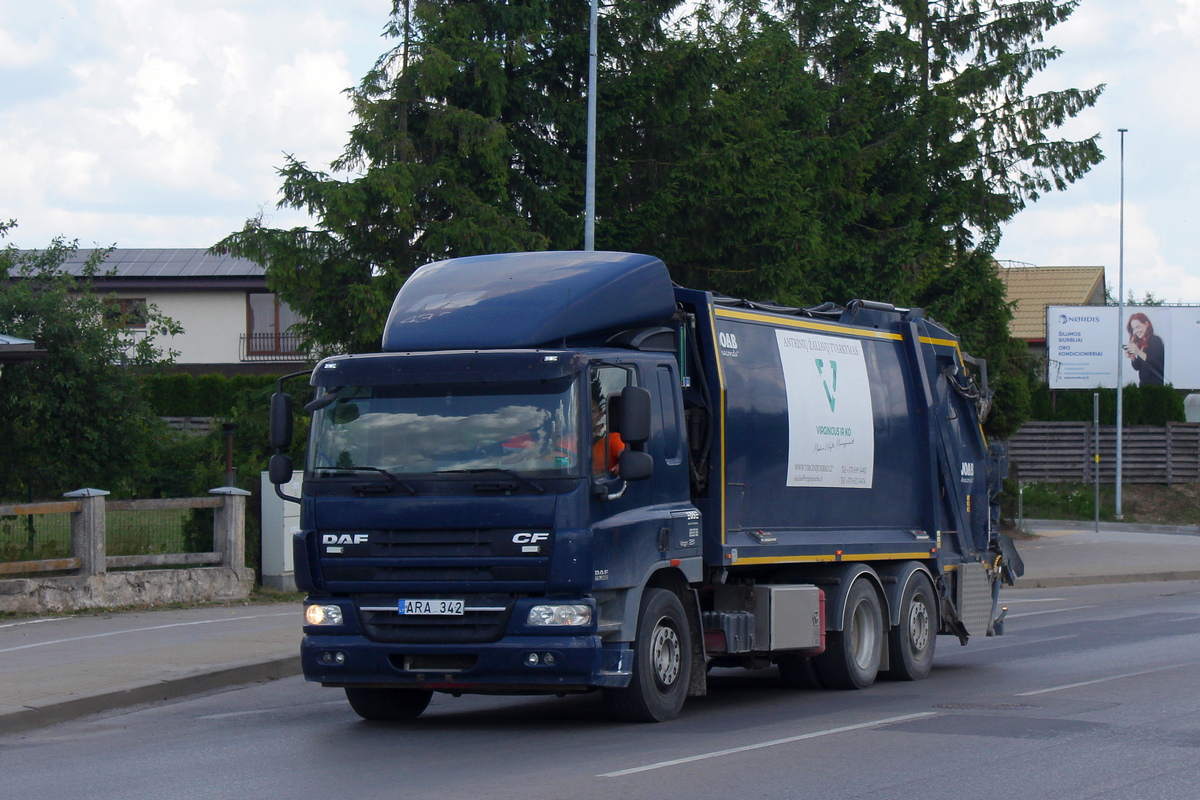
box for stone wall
[0,566,254,615]
[0,566,253,618]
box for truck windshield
[306,378,581,478]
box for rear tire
[344,687,433,721]
[604,588,692,722]
[814,578,883,690]
[883,572,936,681]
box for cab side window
[590,367,629,475]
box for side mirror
[269,392,293,450]
[618,386,651,445]
[269,453,294,485]
[618,449,653,482]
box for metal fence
[1008,421,1200,484]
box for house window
[104,298,148,328]
[247,293,302,354]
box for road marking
[598,712,937,777]
[1017,663,1192,697]
[972,634,1077,650]
[1002,598,1065,604]
[1006,605,1095,619]
[0,612,296,654]
[198,708,278,720]
[0,617,72,630]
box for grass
[0,507,214,564]
[1000,481,1200,528]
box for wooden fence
[0,488,248,577]
[1008,421,1200,484]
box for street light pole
[1115,127,1127,519]
[584,0,598,251]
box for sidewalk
[1014,519,1200,588]
[0,603,301,735]
[3,522,1200,735]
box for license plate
[398,599,464,616]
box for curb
[1020,519,1200,536]
[1,655,301,736]
[1013,571,1200,589]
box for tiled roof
[1000,265,1106,340]
[10,248,263,279]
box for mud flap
[997,533,1024,585]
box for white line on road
[0,612,296,654]
[0,617,73,630]
[971,634,1078,650]
[1017,663,1193,697]
[1002,598,1066,604]
[598,712,937,778]
[1006,605,1095,619]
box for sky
[1,0,1197,302]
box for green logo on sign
[815,359,838,411]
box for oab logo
[960,462,975,483]
[718,331,738,350]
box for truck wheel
[604,588,691,722]
[777,652,823,689]
[344,687,433,721]
[814,578,882,690]
[883,573,936,681]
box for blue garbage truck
[267,250,1021,722]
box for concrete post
[209,487,251,571]
[64,488,109,576]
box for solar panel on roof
[8,248,265,278]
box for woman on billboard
[1124,312,1165,386]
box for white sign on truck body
[775,329,875,488]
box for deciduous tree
[0,226,181,500]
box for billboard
[1046,305,1200,389]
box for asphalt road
[3,580,1199,800]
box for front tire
[604,588,692,722]
[814,577,883,690]
[883,572,937,681]
[344,687,433,721]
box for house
[0,334,46,367]
[17,248,308,376]
[998,263,1106,371]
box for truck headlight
[305,604,344,626]
[527,604,592,627]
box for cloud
[0,0,382,248]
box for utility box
[1186,393,1200,423]
[260,472,301,591]
[753,585,823,651]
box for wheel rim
[849,598,878,671]
[908,595,930,653]
[650,616,681,688]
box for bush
[1028,384,1185,425]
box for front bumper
[302,633,634,692]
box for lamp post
[583,0,598,251]
[1115,127,1127,519]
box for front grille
[356,594,516,644]
[320,528,550,589]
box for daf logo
[323,534,369,545]
[512,532,550,544]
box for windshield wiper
[312,465,418,495]
[436,468,547,494]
